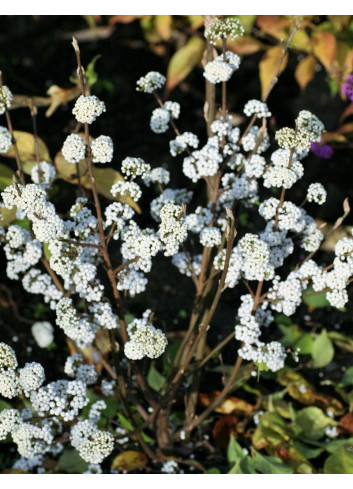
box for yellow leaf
[111,451,147,472]
[291,30,311,52]
[313,31,336,70]
[154,15,172,41]
[257,15,290,40]
[187,15,204,30]
[3,130,51,163]
[259,46,288,100]
[166,36,205,93]
[229,36,265,56]
[295,55,317,91]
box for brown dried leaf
[111,451,147,472]
[212,414,238,447]
[45,85,81,117]
[339,413,353,435]
[198,391,254,415]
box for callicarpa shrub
[0,17,352,475]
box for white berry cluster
[62,134,86,163]
[121,156,151,178]
[307,182,327,204]
[169,132,199,156]
[31,161,57,188]
[0,85,13,114]
[124,310,168,360]
[136,71,166,93]
[91,135,114,163]
[205,17,244,45]
[158,203,188,256]
[200,227,222,247]
[0,126,12,153]
[143,166,170,187]
[111,180,142,202]
[204,51,241,84]
[243,100,271,118]
[72,95,106,124]
[71,420,114,463]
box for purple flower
[310,142,333,159]
[343,73,353,102]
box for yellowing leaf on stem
[111,451,147,472]
[259,46,288,99]
[295,55,317,91]
[291,30,311,52]
[3,130,51,162]
[228,36,265,56]
[312,31,336,71]
[154,15,172,41]
[257,16,291,40]
[166,36,205,94]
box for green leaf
[326,437,353,454]
[292,440,322,459]
[0,400,12,412]
[0,163,14,190]
[207,467,221,474]
[341,366,353,387]
[117,412,154,443]
[295,406,335,440]
[303,287,330,309]
[312,329,334,368]
[324,446,353,474]
[166,36,205,93]
[227,435,244,464]
[147,363,165,392]
[163,340,181,374]
[86,54,102,87]
[279,323,314,355]
[56,449,89,474]
[253,451,293,474]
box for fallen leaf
[111,451,147,472]
[198,391,254,415]
[212,415,239,447]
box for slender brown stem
[0,72,25,185]
[198,331,235,369]
[59,238,101,249]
